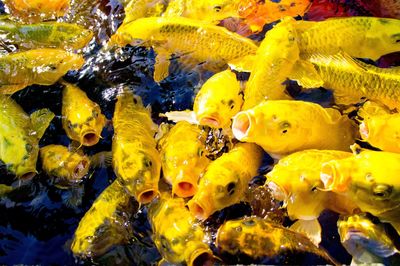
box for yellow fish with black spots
[0,95,54,179]
[148,193,214,266]
[112,89,161,203]
[0,49,84,95]
[62,81,106,147]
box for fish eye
[226,182,236,196]
[197,148,204,157]
[68,120,73,129]
[372,184,392,198]
[279,121,290,134]
[214,6,222,12]
[391,33,400,43]
[92,110,98,118]
[242,219,256,226]
[228,99,235,109]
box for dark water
[0,0,399,265]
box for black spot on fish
[242,219,256,226]
[379,18,390,24]
[270,0,281,3]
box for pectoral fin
[228,54,256,72]
[0,84,28,94]
[153,47,171,82]
[90,151,113,168]
[290,219,322,246]
[289,60,324,89]
[162,110,198,124]
[30,108,55,139]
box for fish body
[112,90,161,203]
[123,0,167,24]
[158,121,210,197]
[266,149,356,244]
[40,144,90,188]
[148,194,213,266]
[0,20,93,50]
[300,52,400,110]
[3,0,70,23]
[238,0,311,33]
[243,17,299,110]
[358,101,400,152]
[110,17,258,81]
[216,216,334,263]
[71,180,134,257]
[338,214,399,263]
[0,95,54,179]
[296,17,400,60]
[188,143,263,220]
[62,82,106,146]
[232,100,357,157]
[321,149,400,235]
[0,49,84,95]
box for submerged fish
[62,81,106,147]
[40,144,90,188]
[0,95,54,179]
[0,19,93,50]
[158,121,210,197]
[232,100,357,158]
[148,193,214,266]
[243,17,299,110]
[71,180,135,258]
[216,216,335,263]
[110,16,258,82]
[293,52,400,110]
[165,69,243,129]
[321,147,400,235]
[358,101,400,153]
[0,49,84,95]
[295,17,400,60]
[238,0,311,33]
[266,149,356,244]
[123,0,167,24]
[112,90,161,203]
[338,213,400,264]
[3,0,70,23]
[188,143,263,220]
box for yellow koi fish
[157,121,210,197]
[110,17,258,82]
[62,82,106,147]
[40,144,90,188]
[242,17,299,110]
[358,101,400,153]
[3,0,70,23]
[0,49,84,95]
[71,180,134,258]
[188,143,263,220]
[0,19,93,50]
[0,95,54,179]
[295,17,400,60]
[266,149,356,244]
[321,147,400,235]
[216,216,335,264]
[338,213,400,264]
[112,90,161,203]
[165,69,243,128]
[232,100,357,158]
[293,52,400,110]
[0,184,13,197]
[148,193,214,266]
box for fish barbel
[112,89,161,203]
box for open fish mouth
[359,122,369,139]
[232,111,252,140]
[72,159,90,180]
[81,131,100,146]
[199,116,221,128]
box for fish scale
[309,53,400,109]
